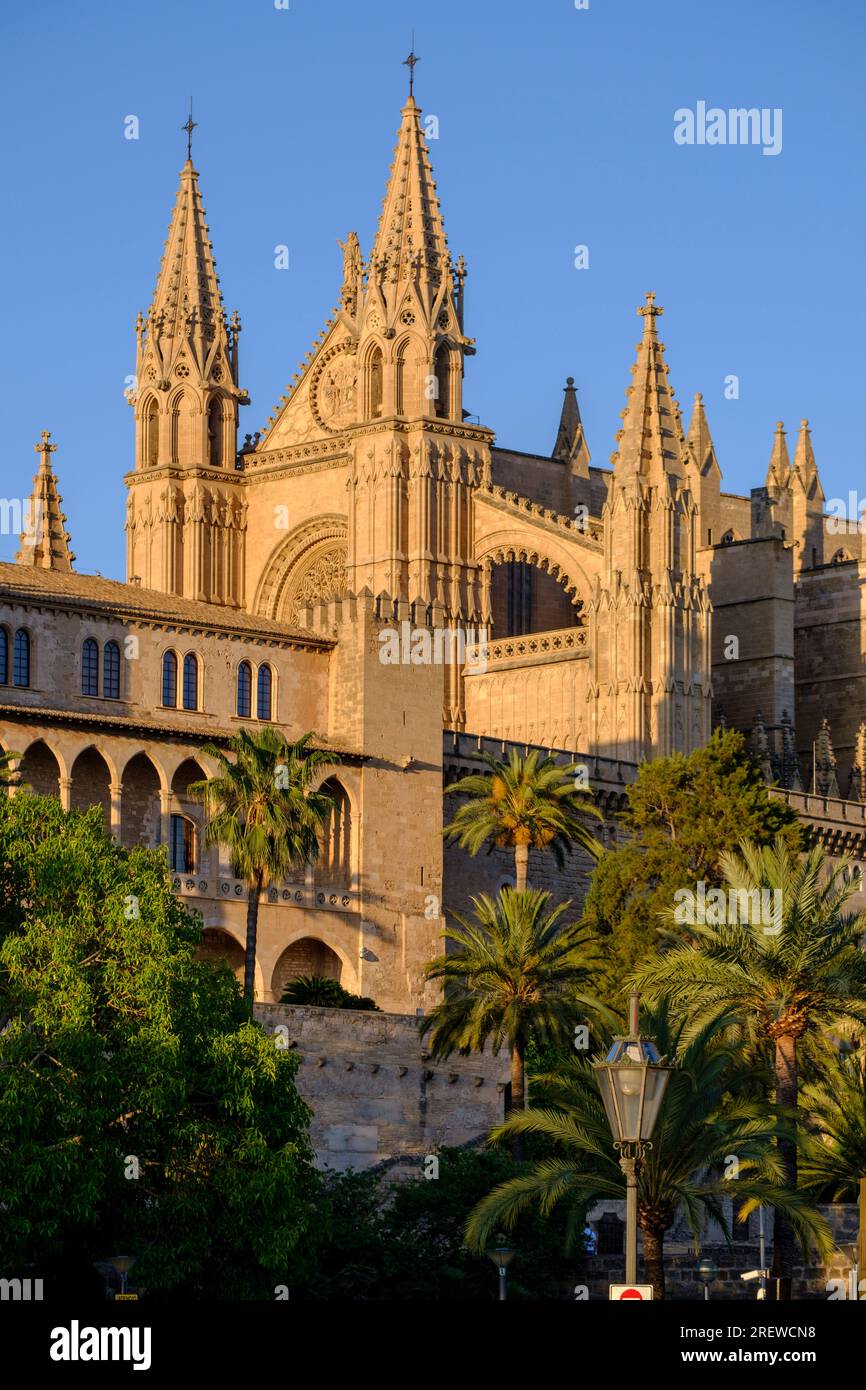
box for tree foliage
[0,793,322,1298]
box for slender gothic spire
[552,377,590,473]
[368,91,452,313]
[765,420,791,490]
[686,392,719,478]
[15,431,75,571]
[611,293,688,480]
[146,155,227,356]
[792,418,823,497]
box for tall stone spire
[15,431,74,571]
[368,94,452,319]
[611,293,689,482]
[552,377,590,475]
[125,137,248,605]
[792,418,821,495]
[811,717,840,797]
[588,295,710,761]
[765,421,791,490]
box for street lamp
[107,1254,136,1298]
[593,990,672,1285]
[696,1258,718,1301]
[487,1236,516,1301]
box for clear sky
[1,0,864,578]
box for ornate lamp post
[486,1236,516,1301]
[593,991,672,1285]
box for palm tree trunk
[509,1037,526,1163]
[771,1033,798,1301]
[244,871,263,1007]
[640,1223,666,1301]
[514,843,529,892]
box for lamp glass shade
[594,1046,672,1144]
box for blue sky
[1,0,863,577]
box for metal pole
[758,1205,766,1301]
[624,1159,638,1284]
[704,1283,709,1302]
[498,1267,507,1301]
[858,1177,866,1301]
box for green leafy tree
[444,748,602,892]
[190,730,337,1005]
[298,1148,585,1300]
[465,1005,830,1299]
[0,792,322,1298]
[632,837,866,1299]
[421,887,609,1159]
[581,729,802,1008]
[280,974,380,1011]
[0,749,20,789]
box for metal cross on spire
[182,100,197,161]
[403,39,420,98]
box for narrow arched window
[434,344,452,419]
[236,661,252,718]
[369,347,383,419]
[169,814,196,873]
[182,653,199,711]
[145,398,159,468]
[162,650,178,707]
[257,664,272,721]
[0,627,9,684]
[13,629,30,687]
[103,641,121,700]
[82,638,99,696]
[207,399,223,468]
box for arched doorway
[19,740,61,798]
[273,938,343,998]
[70,747,112,825]
[318,778,351,884]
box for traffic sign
[609,1284,653,1300]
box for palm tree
[465,1005,831,1298]
[800,1050,866,1202]
[421,887,609,1159]
[189,729,338,1006]
[443,748,602,892]
[632,836,866,1298]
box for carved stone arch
[310,339,359,433]
[393,331,425,416]
[253,514,348,622]
[478,542,586,605]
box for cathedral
[3,80,866,1016]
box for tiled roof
[0,563,332,647]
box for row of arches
[363,338,459,421]
[141,393,231,471]
[0,627,30,687]
[5,739,354,886]
[199,930,346,999]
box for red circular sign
[620,1288,644,1299]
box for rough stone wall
[464,647,591,753]
[255,1003,510,1171]
[794,560,866,793]
[706,536,795,730]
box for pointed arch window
[0,627,8,684]
[207,399,223,468]
[182,653,199,711]
[257,664,272,721]
[82,638,99,696]
[237,661,252,718]
[145,398,159,468]
[368,347,383,419]
[162,650,178,707]
[13,629,30,687]
[103,641,121,700]
[434,344,452,419]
